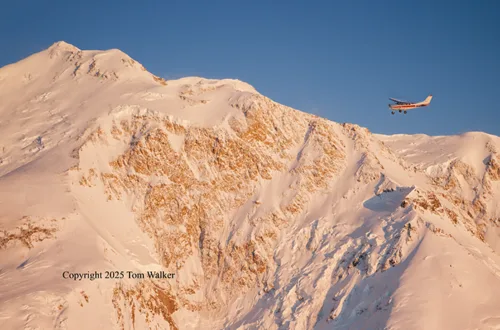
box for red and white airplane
[388,95,433,114]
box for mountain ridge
[1,42,500,330]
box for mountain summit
[1,42,500,330]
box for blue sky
[1,0,499,136]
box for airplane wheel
[399,110,402,113]
[391,111,395,115]
[404,111,407,114]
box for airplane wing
[389,97,411,105]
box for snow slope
[1,42,500,330]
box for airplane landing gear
[399,110,402,113]
[391,111,395,115]
[404,111,407,114]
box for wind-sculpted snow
[1,42,500,330]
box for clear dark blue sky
[1,1,499,136]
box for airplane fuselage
[388,103,428,110]
[388,95,433,112]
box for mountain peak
[47,40,80,55]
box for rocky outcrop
[0,216,58,250]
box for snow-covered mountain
[1,41,500,330]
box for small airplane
[388,95,433,114]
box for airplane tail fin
[423,95,433,105]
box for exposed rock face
[1,42,500,330]
[74,94,349,318]
[0,216,58,250]
[486,153,500,181]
